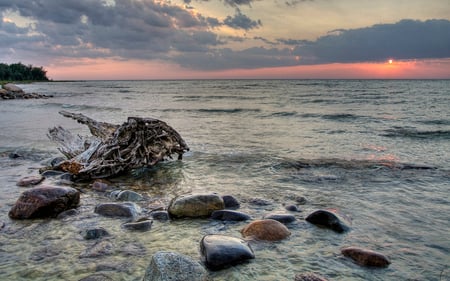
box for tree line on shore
[0,62,49,81]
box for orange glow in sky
[48,58,450,80]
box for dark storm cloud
[223,10,262,30]
[294,19,450,64]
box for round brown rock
[341,246,391,268]
[8,185,80,219]
[241,219,291,241]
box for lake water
[0,80,449,280]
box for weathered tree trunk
[44,111,189,180]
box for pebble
[210,210,251,221]
[168,194,224,218]
[305,209,350,233]
[263,213,296,224]
[94,202,139,218]
[80,227,110,240]
[122,218,153,231]
[341,246,391,267]
[241,219,291,241]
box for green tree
[0,62,49,81]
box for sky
[1,0,450,80]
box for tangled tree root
[43,111,189,180]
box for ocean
[0,80,449,280]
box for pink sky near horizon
[48,58,450,80]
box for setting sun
[388,59,393,64]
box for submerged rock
[94,202,139,218]
[78,273,115,281]
[263,213,296,224]
[211,210,251,221]
[151,210,170,221]
[294,273,330,281]
[200,234,255,270]
[285,205,301,212]
[91,180,114,192]
[168,194,224,218]
[16,175,45,187]
[79,240,114,258]
[241,219,291,241]
[114,190,143,201]
[8,185,80,219]
[80,227,110,240]
[341,246,391,267]
[305,209,350,233]
[143,251,208,281]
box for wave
[417,119,450,126]
[381,127,450,139]
[197,108,261,114]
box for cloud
[294,19,450,64]
[223,10,262,30]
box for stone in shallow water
[211,210,251,221]
[115,190,143,201]
[341,246,391,267]
[241,219,291,241]
[305,209,350,233]
[263,213,296,224]
[222,195,240,209]
[294,273,330,281]
[16,175,45,186]
[151,210,170,221]
[200,234,255,270]
[143,251,208,281]
[94,202,139,218]
[8,185,80,219]
[122,218,153,231]
[285,204,301,212]
[168,194,224,218]
[80,227,110,240]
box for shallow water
[0,80,449,280]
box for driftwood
[44,111,189,180]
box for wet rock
[143,251,208,281]
[294,273,330,281]
[246,197,272,206]
[16,175,45,187]
[222,195,240,209]
[263,213,296,224]
[305,209,350,233]
[285,205,301,212]
[8,152,22,159]
[241,219,291,241]
[200,234,255,270]
[151,210,170,221]
[94,202,139,218]
[8,185,80,219]
[115,190,143,201]
[80,227,110,240]
[79,273,115,281]
[168,194,224,218]
[0,221,5,230]
[211,210,251,221]
[122,218,153,231]
[341,246,391,268]
[79,240,114,258]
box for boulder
[3,83,24,93]
[200,234,255,270]
[8,185,80,219]
[305,209,350,233]
[294,273,330,281]
[222,195,240,209]
[211,210,251,221]
[16,175,45,187]
[263,213,296,224]
[122,218,153,231]
[341,246,391,267]
[241,219,291,241]
[80,227,110,240]
[168,194,224,218]
[94,202,139,218]
[143,251,208,281]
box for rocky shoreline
[3,165,391,281]
[0,83,53,99]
